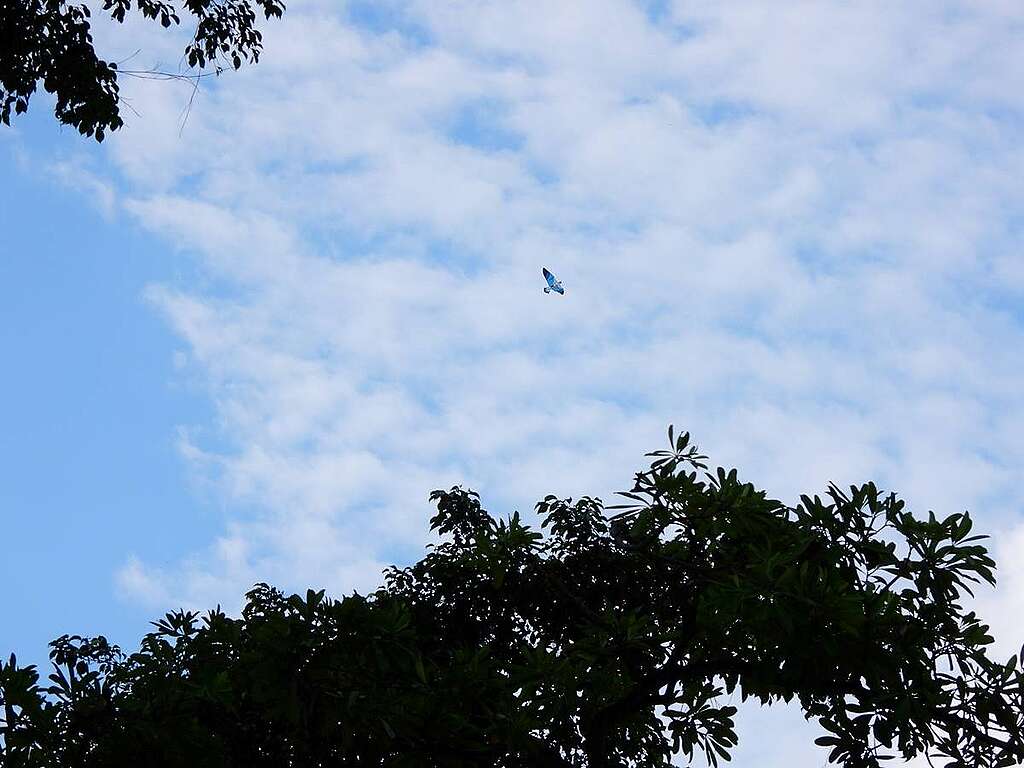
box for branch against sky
[0,0,285,140]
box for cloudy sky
[3,0,1024,764]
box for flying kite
[542,267,565,295]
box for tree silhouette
[2,428,1021,766]
[0,0,285,140]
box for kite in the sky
[542,267,565,295]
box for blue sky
[3,2,1024,765]
[0,111,221,668]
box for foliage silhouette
[0,0,285,140]
[2,427,1022,766]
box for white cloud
[55,0,1024,764]
[46,159,118,218]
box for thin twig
[179,76,200,137]
[116,68,217,135]
[119,95,142,119]
[117,69,216,82]
[116,48,143,67]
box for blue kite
[542,267,565,295]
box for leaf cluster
[0,0,284,139]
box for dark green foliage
[2,428,1022,766]
[0,0,284,140]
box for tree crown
[1,427,1021,767]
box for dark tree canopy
[0,0,285,140]
[2,428,1022,767]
